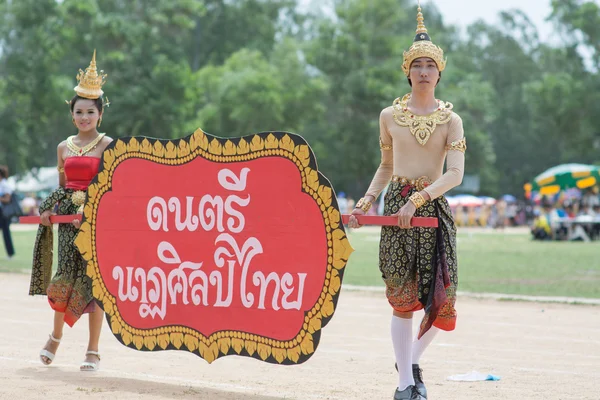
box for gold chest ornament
[391,93,453,146]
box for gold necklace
[391,93,453,146]
[66,133,105,156]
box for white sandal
[80,351,101,372]
[39,334,61,365]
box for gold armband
[409,192,426,209]
[57,166,65,173]
[445,137,467,153]
[355,197,373,212]
[379,137,392,150]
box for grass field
[1,226,599,298]
[345,228,600,298]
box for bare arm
[57,142,66,188]
[363,109,394,203]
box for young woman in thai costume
[348,3,466,399]
[30,51,113,371]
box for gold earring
[98,116,102,127]
[72,118,77,127]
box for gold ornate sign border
[75,129,354,364]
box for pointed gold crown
[401,1,446,76]
[74,50,107,99]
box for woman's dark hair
[0,165,8,179]
[69,95,103,113]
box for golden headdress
[73,50,107,99]
[401,1,446,76]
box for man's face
[409,57,440,90]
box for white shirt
[0,179,12,196]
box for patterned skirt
[379,181,458,338]
[29,188,95,327]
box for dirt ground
[0,272,598,400]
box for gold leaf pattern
[74,223,92,261]
[97,170,109,187]
[121,330,133,346]
[306,169,319,191]
[170,333,184,349]
[265,133,279,149]
[165,141,177,159]
[208,138,222,155]
[103,299,114,315]
[111,317,122,335]
[329,268,341,295]
[250,135,264,152]
[114,140,127,157]
[144,335,157,351]
[280,135,295,153]
[300,333,314,355]
[322,293,334,318]
[272,348,286,364]
[184,334,199,352]
[153,141,165,158]
[157,334,170,350]
[287,346,301,363]
[87,183,98,204]
[308,313,322,334]
[190,128,208,151]
[133,335,144,350]
[318,185,333,208]
[83,203,93,219]
[237,139,250,154]
[103,149,115,170]
[218,338,231,354]
[200,342,219,364]
[92,283,104,302]
[257,343,272,361]
[126,138,140,152]
[245,340,257,356]
[327,206,341,229]
[140,138,153,154]
[177,140,191,157]
[293,145,310,167]
[223,140,237,155]
[231,338,244,354]
[332,229,354,270]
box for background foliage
[1,0,599,197]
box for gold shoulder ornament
[445,137,467,153]
[391,93,453,146]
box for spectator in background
[337,192,348,215]
[0,165,16,259]
[494,198,507,229]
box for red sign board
[75,130,353,364]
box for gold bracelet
[355,197,372,212]
[409,192,426,209]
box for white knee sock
[391,316,414,391]
[412,326,440,364]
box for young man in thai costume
[348,3,466,399]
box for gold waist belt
[391,175,432,191]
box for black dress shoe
[393,363,427,399]
[393,385,425,400]
[412,364,427,399]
